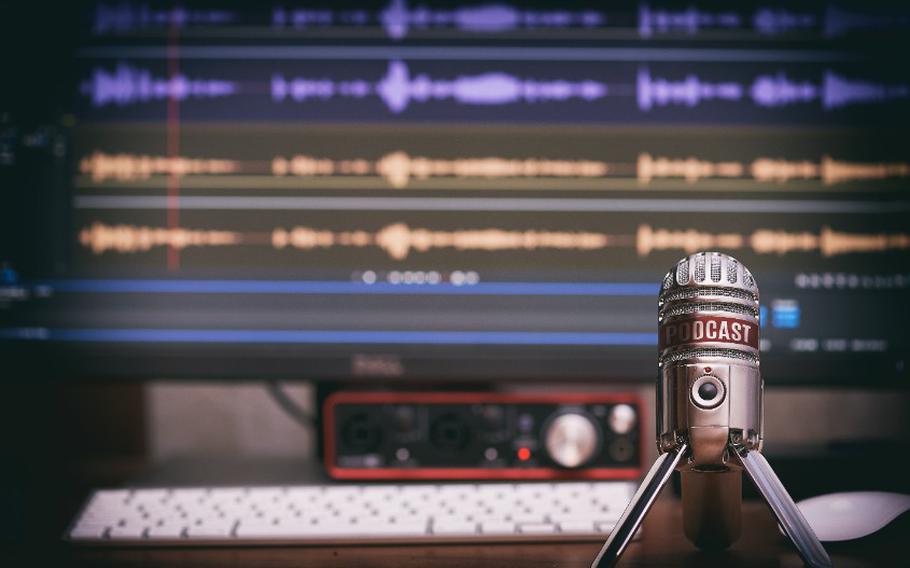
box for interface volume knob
[543,413,600,468]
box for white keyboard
[68,481,636,545]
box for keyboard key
[108,523,147,539]
[479,521,516,535]
[595,522,617,533]
[69,481,637,545]
[433,521,477,535]
[185,521,234,538]
[558,520,597,534]
[518,523,557,534]
[70,523,108,540]
[146,522,186,539]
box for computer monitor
[2,1,908,385]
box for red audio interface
[323,392,644,480]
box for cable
[264,381,316,429]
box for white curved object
[796,491,910,542]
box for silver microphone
[592,252,831,568]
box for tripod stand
[590,438,831,568]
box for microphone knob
[543,413,600,468]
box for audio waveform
[639,5,817,37]
[80,222,910,260]
[637,154,743,183]
[79,151,239,182]
[750,158,910,185]
[380,0,603,40]
[272,224,614,261]
[89,3,909,40]
[637,68,909,111]
[752,8,816,35]
[93,3,235,34]
[824,5,910,37]
[637,225,910,257]
[272,152,609,188]
[79,223,241,255]
[81,222,617,260]
[640,154,910,185]
[273,0,603,40]
[638,4,740,37]
[78,151,910,188]
[81,64,238,107]
[271,60,608,113]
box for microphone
[592,252,830,568]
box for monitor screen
[2,1,908,384]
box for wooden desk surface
[26,497,897,568]
[2,457,900,568]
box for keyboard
[68,481,636,545]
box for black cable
[264,381,316,429]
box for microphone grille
[661,252,758,297]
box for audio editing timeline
[88,2,910,40]
[78,60,910,124]
[2,1,909,383]
[71,125,910,192]
[76,222,910,260]
[78,150,910,188]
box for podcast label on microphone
[660,316,759,351]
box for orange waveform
[819,157,910,185]
[638,224,910,257]
[79,152,239,182]
[636,224,745,256]
[79,222,242,254]
[80,222,910,259]
[750,158,818,183]
[637,153,744,184]
[272,152,609,188]
[81,222,614,260]
[751,157,910,185]
[752,227,910,257]
[273,223,612,260]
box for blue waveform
[272,60,609,114]
[636,68,742,111]
[272,7,363,29]
[752,8,816,35]
[81,64,238,107]
[638,3,741,38]
[93,3,234,34]
[750,73,817,108]
[272,0,603,40]
[638,68,909,111]
[824,5,910,37]
[639,4,818,37]
[381,0,603,40]
[822,72,910,109]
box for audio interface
[322,392,643,480]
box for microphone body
[658,252,762,466]
[592,252,830,568]
[657,253,761,549]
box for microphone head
[658,252,760,368]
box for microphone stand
[590,438,831,568]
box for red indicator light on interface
[517,447,531,461]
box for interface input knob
[543,413,600,468]
[608,404,637,435]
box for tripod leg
[591,442,688,568]
[735,446,832,568]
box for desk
[4,458,901,568]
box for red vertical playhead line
[166,21,181,270]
